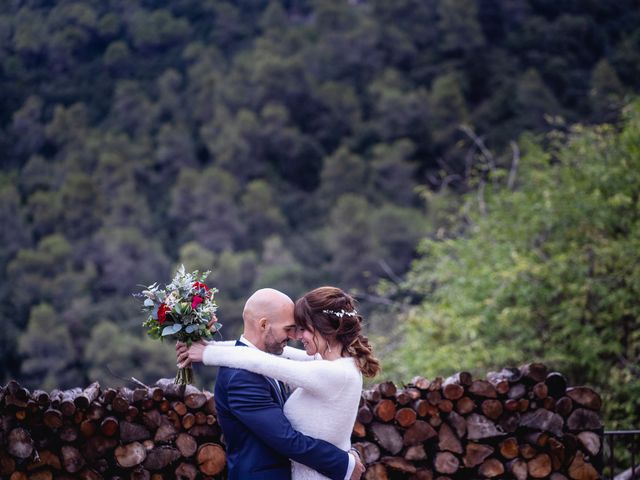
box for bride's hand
[176,340,209,368]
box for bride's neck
[322,345,344,360]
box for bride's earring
[328,343,332,353]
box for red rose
[158,304,170,325]
[193,281,210,293]
[191,295,204,309]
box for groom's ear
[258,317,268,330]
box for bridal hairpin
[322,309,358,318]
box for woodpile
[0,379,226,479]
[0,363,603,480]
[351,364,603,480]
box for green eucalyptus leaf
[162,324,182,336]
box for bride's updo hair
[294,286,380,378]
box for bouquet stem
[175,366,194,385]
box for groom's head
[243,288,296,354]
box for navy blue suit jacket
[214,340,349,480]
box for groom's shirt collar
[239,334,285,400]
[239,335,258,350]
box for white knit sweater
[202,344,363,480]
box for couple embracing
[176,286,380,480]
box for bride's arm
[205,340,236,346]
[205,341,316,361]
[202,345,345,396]
[281,346,318,361]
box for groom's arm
[227,370,359,480]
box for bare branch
[459,125,496,179]
[464,140,476,181]
[435,156,457,176]
[614,465,640,480]
[105,365,131,383]
[130,377,150,389]
[442,175,462,190]
[378,259,403,285]
[617,353,640,379]
[477,179,487,216]
[507,141,520,190]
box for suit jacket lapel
[236,339,285,407]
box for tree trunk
[175,433,198,458]
[353,441,381,465]
[478,458,505,478]
[403,420,437,446]
[373,399,396,423]
[115,442,147,468]
[395,408,417,427]
[175,462,198,480]
[7,428,33,459]
[434,452,459,474]
[381,456,417,474]
[568,451,599,480]
[577,431,601,456]
[466,414,503,440]
[567,409,602,431]
[528,453,552,478]
[463,442,494,468]
[438,423,462,454]
[143,446,181,470]
[566,387,602,411]
[370,423,403,454]
[196,443,226,476]
[507,458,528,480]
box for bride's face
[297,326,326,356]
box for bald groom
[177,289,364,480]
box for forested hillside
[0,0,639,390]
[385,101,640,429]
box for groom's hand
[350,454,365,480]
[176,340,208,368]
[176,342,190,367]
[207,314,219,331]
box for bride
[178,286,380,480]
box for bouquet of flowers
[136,265,221,385]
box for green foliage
[84,322,177,388]
[437,0,485,53]
[178,242,216,274]
[590,59,626,122]
[169,166,244,252]
[241,180,287,246]
[387,101,640,428]
[253,236,305,294]
[1,0,639,393]
[429,73,468,144]
[7,234,95,313]
[18,304,77,391]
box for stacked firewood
[351,363,603,480]
[0,379,226,479]
[0,363,603,480]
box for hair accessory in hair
[322,309,358,318]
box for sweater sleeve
[281,345,318,361]
[205,340,236,346]
[203,345,347,397]
[204,342,316,360]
